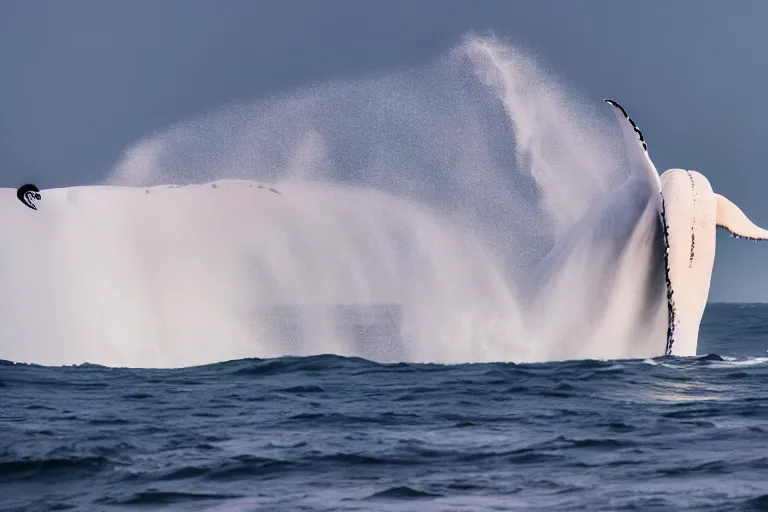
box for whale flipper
[604,100,662,192]
[524,100,668,360]
[715,193,768,240]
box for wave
[4,350,767,381]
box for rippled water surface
[2,303,768,511]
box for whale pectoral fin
[604,100,662,192]
[715,193,768,240]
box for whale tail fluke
[715,193,768,241]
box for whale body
[661,168,768,355]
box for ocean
[1,302,767,511]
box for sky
[1,0,767,301]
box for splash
[0,34,630,368]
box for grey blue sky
[1,0,767,301]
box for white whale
[526,100,768,359]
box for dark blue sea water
[2,303,768,511]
